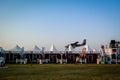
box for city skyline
[0,0,120,51]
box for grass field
[0,64,120,80]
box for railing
[76,58,87,64]
[56,59,67,64]
[37,59,50,64]
[16,59,27,64]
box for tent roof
[50,44,58,53]
[83,44,92,53]
[33,45,41,51]
[10,45,22,52]
[32,45,41,53]
[93,49,101,53]
[68,45,75,52]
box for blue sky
[0,0,120,50]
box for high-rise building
[109,40,120,53]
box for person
[81,48,86,59]
[75,56,80,63]
[0,57,5,67]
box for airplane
[65,39,86,49]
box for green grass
[0,64,120,80]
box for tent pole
[116,52,117,64]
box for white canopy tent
[6,45,24,61]
[24,45,41,54]
[93,49,101,53]
[92,49,96,53]
[32,45,41,53]
[10,45,22,53]
[68,44,76,53]
[83,44,93,53]
[49,44,59,53]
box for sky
[0,0,120,51]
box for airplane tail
[82,39,86,45]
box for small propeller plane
[65,39,86,49]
